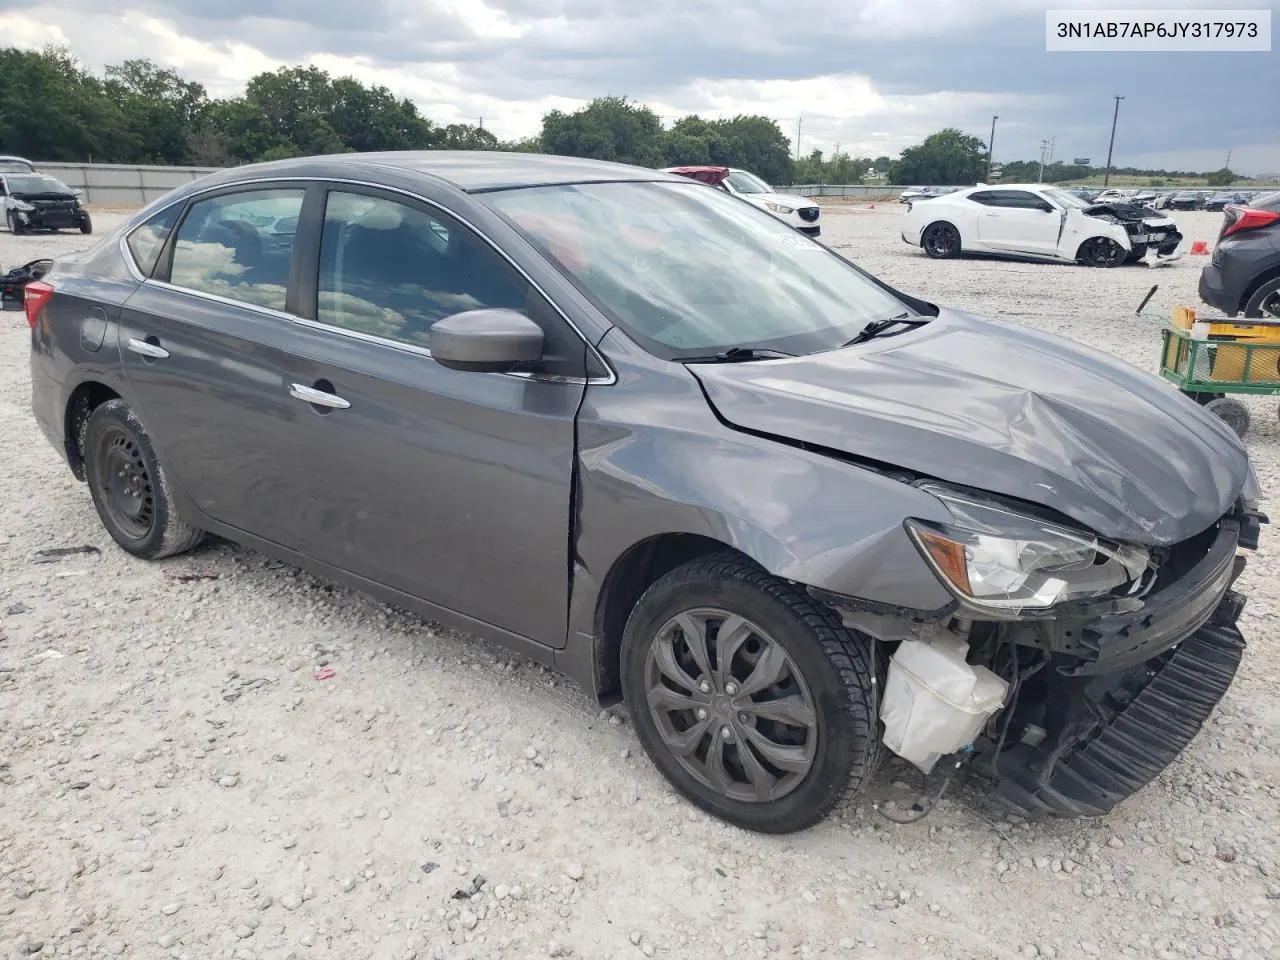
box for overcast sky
[1,0,1276,173]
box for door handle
[127,337,169,359]
[289,382,350,409]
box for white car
[900,183,1183,267]
[660,166,821,236]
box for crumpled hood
[690,308,1251,546]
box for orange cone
[1190,240,1208,255]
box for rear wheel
[83,399,205,560]
[921,222,961,259]
[1243,278,1280,319]
[1078,236,1126,267]
[621,553,881,833]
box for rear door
[117,183,320,546]
[262,185,592,646]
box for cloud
[1,0,1276,173]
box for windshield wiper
[673,346,796,364]
[842,312,931,346]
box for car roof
[201,150,677,193]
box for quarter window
[168,189,305,312]
[126,204,182,277]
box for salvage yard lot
[1,205,1277,960]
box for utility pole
[1224,148,1232,170]
[1038,140,1050,182]
[1104,95,1124,187]
[986,115,998,181]
[795,117,802,160]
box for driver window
[316,190,587,376]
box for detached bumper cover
[994,617,1245,818]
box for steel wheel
[1078,236,1126,267]
[82,399,205,560]
[922,222,960,259]
[93,424,156,540]
[644,607,818,803]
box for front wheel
[921,222,961,259]
[621,553,881,833]
[80,212,93,235]
[7,211,25,235]
[1078,236,1126,267]
[83,399,205,560]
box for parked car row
[1,154,93,236]
[14,151,1264,834]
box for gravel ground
[1,207,1277,960]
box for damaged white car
[901,183,1183,267]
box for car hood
[748,192,814,210]
[689,308,1250,546]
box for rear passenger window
[125,204,182,277]
[168,189,305,312]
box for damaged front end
[1086,201,1184,263]
[813,484,1267,819]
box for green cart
[1158,323,1280,440]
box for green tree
[888,128,987,186]
[1206,168,1236,186]
[713,115,793,184]
[104,59,208,164]
[437,123,499,150]
[540,96,666,167]
[0,46,131,161]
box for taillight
[1221,205,1280,239]
[24,280,54,330]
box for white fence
[35,162,222,207]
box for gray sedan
[23,152,1264,832]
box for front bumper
[994,616,1245,817]
[797,225,821,237]
[14,207,85,230]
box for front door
[975,190,1062,256]
[274,187,589,647]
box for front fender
[571,334,957,630]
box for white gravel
[1,206,1278,960]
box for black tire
[1203,397,1251,439]
[1243,277,1280,319]
[79,213,93,235]
[7,211,26,235]
[83,399,205,560]
[621,552,881,833]
[1077,236,1126,267]
[921,222,961,259]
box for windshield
[1043,188,1089,209]
[482,180,913,358]
[726,170,771,194]
[6,175,70,194]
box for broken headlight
[906,485,1151,616]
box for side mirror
[1038,202,1054,212]
[429,308,544,373]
